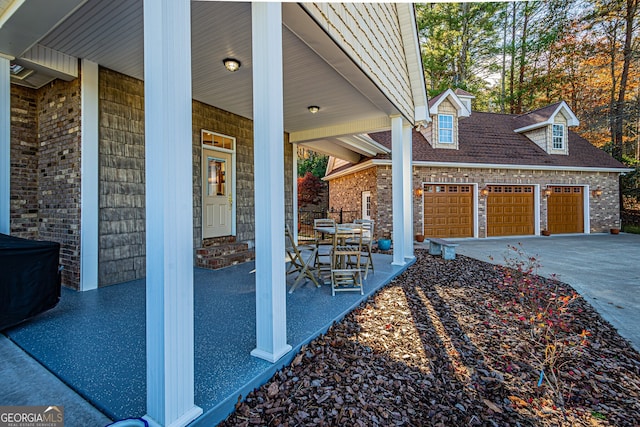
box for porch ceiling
[3,0,397,161]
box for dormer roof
[428,88,471,118]
[514,101,579,133]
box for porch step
[196,239,255,270]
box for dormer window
[552,124,564,149]
[438,114,453,143]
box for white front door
[202,150,232,238]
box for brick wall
[413,166,620,236]
[328,167,378,235]
[98,68,146,286]
[192,103,293,244]
[37,79,82,287]
[192,101,255,244]
[98,68,293,286]
[334,164,622,240]
[10,85,39,239]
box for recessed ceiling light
[308,106,320,114]
[223,58,241,72]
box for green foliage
[297,151,328,179]
[622,224,640,234]
[417,2,506,97]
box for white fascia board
[324,159,632,181]
[515,101,580,133]
[18,44,78,80]
[322,159,376,181]
[412,160,632,173]
[428,89,469,117]
[397,3,429,125]
[513,122,547,133]
[554,101,580,126]
[336,134,391,156]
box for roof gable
[428,89,470,118]
[514,101,579,133]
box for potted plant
[415,234,425,243]
[541,229,551,236]
[377,232,392,251]
[610,228,620,235]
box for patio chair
[331,223,364,296]
[285,224,320,293]
[313,218,335,282]
[349,219,374,279]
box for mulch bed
[219,250,640,426]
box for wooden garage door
[423,184,473,238]
[487,185,534,236]
[548,186,584,234]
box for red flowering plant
[492,243,591,412]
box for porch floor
[4,252,411,426]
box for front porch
[5,253,410,426]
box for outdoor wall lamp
[480,186,489,197]
[592,187,603,198]
[308,105,320,114]
[415,187,423,197]
[543,187,552,198]
[223,58,241,72]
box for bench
[427,238,459,260]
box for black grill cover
[0,234,61,330]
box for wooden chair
[313,218,335,282]
[352,219,375,278]
[285,224,320,293]
[331,223,364,296]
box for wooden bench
[427,238,459,260]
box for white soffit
[0,0,87,57]
[299,133,389,163]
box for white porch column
[80,59,99,291]
[402,123,414,260]
[391,116,406,266]
[143,0,202,426]
[0,56,10,235]
[251,2,291,363]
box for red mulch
[218,250,640,426]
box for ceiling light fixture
[308,105,320,114]
[223,58,241,72]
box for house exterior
[326,89,631,239]
[1,2,427,425]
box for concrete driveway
[455,233,640,352]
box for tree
[297,172,324,207]
[297,149,328,179]
[416,2,506,101]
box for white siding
[303,3,413,120]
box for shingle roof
[454,88,474,97]
[328,110,626,175]
[514,102,564,128]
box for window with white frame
[552,124,564,149]
[438,114,453,143]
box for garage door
[487,185,534,236]
[547,186,584,234]
[423,184,473,238]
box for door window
[207,157,226,196]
